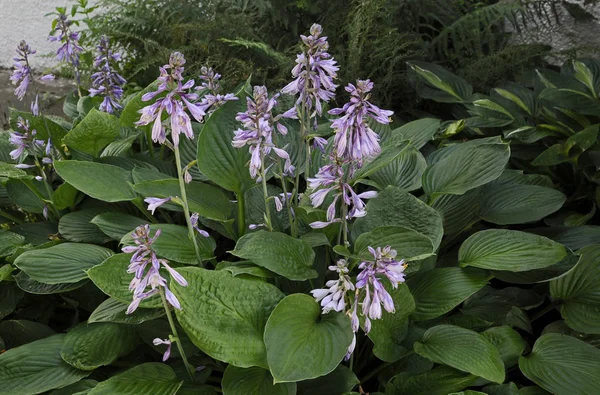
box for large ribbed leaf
[297,365,359,395]
[61,322,139,370]
[481,326,526,368]
[91,213,147,240]
[54,161,137,202]
[459,230,568,272]
[387,366,476,395]
[63,109,120,157]
[479,183,565,225]
[352,186,444,251]
[172,268,284,368]
[387,118,441,149]
[222,366,296,395]
[264,294,353,383]
[14,243,113,284]
[58,208,114,244]
[519,334,600,395]
[88,363,182,395]
[414,325,505,383]
[423,138,509,198]
[368,145,427,191]
[88,298,165,324]
[354,226,434,262]
[14,272,88,294]
[0,334,88,395]
[408,268,490,321]
[550,244,600,334]
[432,188,482,235]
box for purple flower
[49,12,83,68]
[190,213,210,237]
[10,41,54,112]
[196,66,221,94]
[123,225,188,313]
[9,117,45,161]
[330,80,393,164]
[135,52,206,146]
[89,36,126,113]
[145,197,172,214]
[310,259,355,313]
[153,338,172,361]
[281,24,338,119]
[232,86,293,178]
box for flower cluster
[89,36,126,113]
[10,41,54,115]
[330,80,394,164]
[49,11,83,68]
[281,23,338,119]
[232,86,293,179]
[122,225,188,314]
[310,246,406,360]
[136,52,206,146]
[307,158,377,229]
[194,66,237,116]
[10,117,54,170]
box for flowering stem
[260,151,273,231]
[33,157,60,219]
[236,192,246,238]
[173,144,204,265]
[159,288,196,382]
[340,200,349,246]
[277,162,296,237]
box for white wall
[0,0,77,69]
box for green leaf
[0,334,88,395]
[91,213,147,240]
[354,226,434,262]
[408,61,473,103]
[6,178,47,213]
[171,268,284,368]
[519,334,600,395]
[222,366,296,395]
[0,283,22,320]
[63,109,120,156]
[89,297,165,324]
[197,90,254,194]
[352,186,444,251]
[121,224,215,263]
[0,162,29,179]
[87,254,162,308]
[492,253,580,284]
[479,183,565,225]
[459,230,568,271]
[550,244,600,334]
[352,141,410,181]
[54,161,137,202]
[48,379,98,395]
[297,364,359,395]
[539,88,600,116]
[9,109,68,142]
[387,118,441,149]
[264,294,353,383]
[0,231,25,258]
[14,243,113,284]
[61,322,139,370]
[408,268,489,321]
[423,139,510,197]
[87,363,182,395]
[367,284,415,362]
[52,182,80,210]
[58,208,114,244]
[231,230,317,281]
[367,145,427,192]
[387,366,477,395]
[414,325,505,383]
[432,188,482,235]
[481,326,527,368]
[14,271,87,294]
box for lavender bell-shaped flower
[10,41,55,114]
[9,117,45,163]
[153,338,172,361]
[89,35,126,113]
[122,225,188,314]
[310,259,355,313]
[49,11,83,68]
[195,66,237,115]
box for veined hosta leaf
[352,186,444,251]
[481,326,526,368]
[222,366,296,395]
[88,254,161,308]
[0,231,25,258]
[432,188,482,235]
[264,294,353,383]
[387,366,477,395]
[48,379,98,395]
[171,268,284,368]
[63,109,120,157]
[88,363,182,395]
[230,230,317,281]
[352,141,409,181]
[0,334,88,395]
[479,183,565,225]
[91,213,147,241]
[519,334,600,395]
[121,224,215,263]
[367,145,427,192]
[414,325,505,383]
[14,271,88,294]
[492,252,580,284]
[14,243,113,284]
[89,297,164,324]
[459,229,568,271]
[387,118,441,149]
[407,61,473,103]
[54,161,137,202]
[408,267,490,321]
[58,208,115,244]
[354,226,434,262]
[550,244,600,334]
[61,322,139,370]
[197,87,254,194]
[423,139,510,198]
[297,365,359,394]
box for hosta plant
[1,18,600,395]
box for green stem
[174,144,204,266]
[531,302,557,322]
[260,151,273,231]
[341,202,349,246]
[34,157,60,219]
[277,162,296,237]
[159,288,196,382]
[236,192,246,238]
[0,209,24,224]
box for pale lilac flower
[232,86,293,178]
[89,35,126,113]
[135,52,206,146]
[49,12,83,68]
[123,225,187,313]
[190,213,210,237]
[330,80,393,164]
[248,223,265,230]
[273,192,293,213]
[310,259,355,313]
[281,23,338,118]
[10,41,54,112]
[195,66,237,115]
[9,117,46,164]
[153,338,172,361]
[145,197,172,214]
